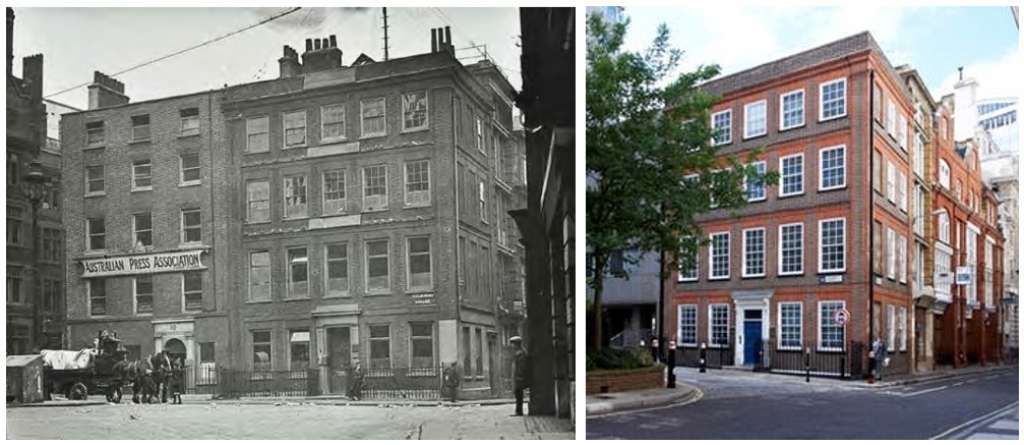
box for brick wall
[585,366,663,394]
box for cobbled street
[6,402,573,440]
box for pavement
[586,384,702,416]
[587,365,1019,439]
[6,402,574,440]
[934,401,1019,440]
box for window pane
[247,180,270,222]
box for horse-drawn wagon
[42,331,127,402]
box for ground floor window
[289,330,310,372]
[887,304,896,352]
[677,304,697,346]
[252,330,272,377]
[778,302,802,350]
[462,326,472,378]
[369,325,391,369]
[410,322,434,369]
[709,304,730,347]
[818,301,845,351]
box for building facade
[61,29,525,398]
[7,7,65,353]
[664,32,1005,377]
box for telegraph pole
[382,7,390,61]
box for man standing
[510,336,529,416]
[443,362,459,403]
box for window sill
[84,250,108,256]
[320,136,348,144]
[741,274,766,279]
[778,191,805,199]
[779,123,805,132]
[820,269,847,275]
[244,149,271,155]
[282,216,311,222]
[708,276,730,281]
[283,295,310,301]
[743,131,767,141]
[818,185,847,192]
[778,271,804,277]
[816,347,844,353]
[746,196,766,203]
[404,203,431,209]
[365,290,392,297]
[246,299,274,304]
[401,127,429,135]
[283,144,308,150]
[818,112,847,123]
[179,242,204,249]
[85,192,106,198]
[179,181,201,188]
[360,133,387,141]
[131,188,153,193]
[323,293,352,299]
[84,144,106,151]
[361,208,389,214]
[179,132,201,139]
[407,287,434,294]
[129,139,152,145]
[677,278,698,283]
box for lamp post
[20,159,51,352]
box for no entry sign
[834,308,851,326]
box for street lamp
[20,159,53,352]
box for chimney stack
[278,45,302,78]
[21,54,42,100]
[958,66,963,81]
[430,27,454,56]
[431,28,438,52]
[7,7,14,79]
[87,71,129,110]
[300,34,343,74]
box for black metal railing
[674,345,734,369]
[769,345,847,378]
[362,367,442,400]
[206,368,320,398]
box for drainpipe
[868,69,876,378]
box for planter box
[585,365,663,395]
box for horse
[113,351,172,404]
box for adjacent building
[7,7,64,353]
[665,31,1005,377]
[60,28,526,398]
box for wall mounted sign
[81,249,206,278]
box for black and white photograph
[5,5,575,440]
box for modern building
[7,7,64,353]
[60,27,526,399]
[665,31,1004,378]
[585,248,659,348]
[515,7,575,418]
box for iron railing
[203,368,320,398]
[766,342,863,379]
[362,367,442,400]
[673,346,734,369]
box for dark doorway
[327,327,351,394]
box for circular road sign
[834,308,851,326]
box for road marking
[930,401,1019,440]
[893,385,949,397]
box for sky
[10,7,522,110]
[618,5,1019,100]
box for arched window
[938,159,950,189]
[937,210,950,244]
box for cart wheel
[69,382,89,401]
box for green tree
[586,14,774,352]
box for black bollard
[699,342,707,373]
[667,340,677,388]
[804,347,811,383]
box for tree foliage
[586,13,775,350]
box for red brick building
[664,32,1004,377]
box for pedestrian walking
[442,362,460,403]
[347,360,365,401]
[510,336,529,416]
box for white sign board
[81,250,206,278]
[955,267,973,285]
[833,308,850,326]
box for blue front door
[743,320,762,365]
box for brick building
[7,7,65,353]
[61,28,526,398]
[664,31,1004,377]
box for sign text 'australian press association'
[81,250,206,278]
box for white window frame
[744,160,767,202]
[676,304,698,347]
[320,103,346,143]
[897,114,908,150]
[886,99,896,134]
[364,239,391,294]
[778,222,804,276]
[886,228,896,280]
[403,160,431,208]
[247,250,272,302]
[777,301,803,350]
[887,304,896,352]
[708,231,730,280]
[133,275,153,315]
[401,90,429,132]
[779,153,804,197]
[182,271,203,313]
[708,304,730,348]
[898,170,908,211]
[779,89,805,131]
[282,174,308,219]
[286,246,309,299]
[818,145,846,191]
[85,165,105,196]
[246,179,271,223]
[817,300,846,352]
[743,100,767,139]
[282,109,307,149]
[360,97,387,138]
[406,236,433,292]
[937,210,950,243]
[180,208,202,245]
[245,116,270,153]
[132,212,152,248]
[899,235,908,284]
[323,242,350,297]
[131,159,153,192]
[179,153,201,187]
[711,109,732,145]
[938,159,951,189]
[886,160,897,203]
[818,78,847,122]
[321,169,346,215]
[86,217,105,252]
[677,246,698,282]
[362,165,389,212]
[818,217,846,273]
[87,279,106,317]
[742,227,766,278]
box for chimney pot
[958,66,964,81]
[431,28,438,52]
[306,38,313,52]
[445,26,452,47]
[329,35,337,48]
[314,38,321,50]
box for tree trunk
[591,253,607,352]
